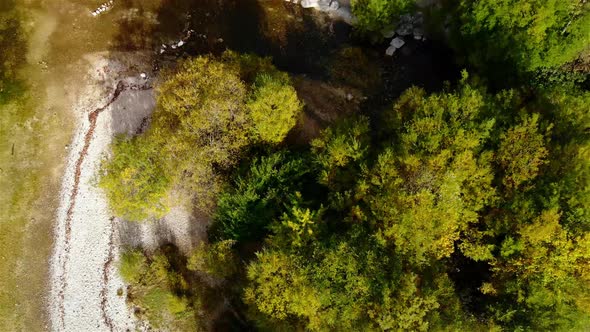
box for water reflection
[109,0,352,76]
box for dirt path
[49,54,155,331]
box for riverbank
[49,52,156,331]
[0,6,75,330]
[0,1,162,329]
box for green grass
[0,81,72,330]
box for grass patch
[0,74,73,330]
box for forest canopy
[107,75,590,330]
[100,1,590,331]
[351,0,590,81]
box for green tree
[311,115,370,190]
[455,0,590,73]
[486,209,590,330]
[212,152,311,242]
[152,55,252,210]
[457,87,590,329]
[101,53,303,218]
[497,114,549,190]
[366,82,496,265]
[247,73,303,144]
[351,0,415,34]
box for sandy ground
[48,52,165,332]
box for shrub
[99,136,171,221]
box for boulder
[385,45,397,56]
[329,0,340,10]
[390,37,405,49]
[301,0,320,8]
[399,14,413,23]
[318,0,332,10]
[396,23,413,36]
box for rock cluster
[383,13,426,56]
[90,0,114,17]
[159,30,195,54]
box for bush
[187,240,237,278]
[119,249,199,330]
[119,250,147,284]
[99,136,171,221]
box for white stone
[390,37,405,49]
[140,73,147,79]
[329,0,340,10]
[177,40,184,47]
[385,45,396,56]
[301,0,320,8]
